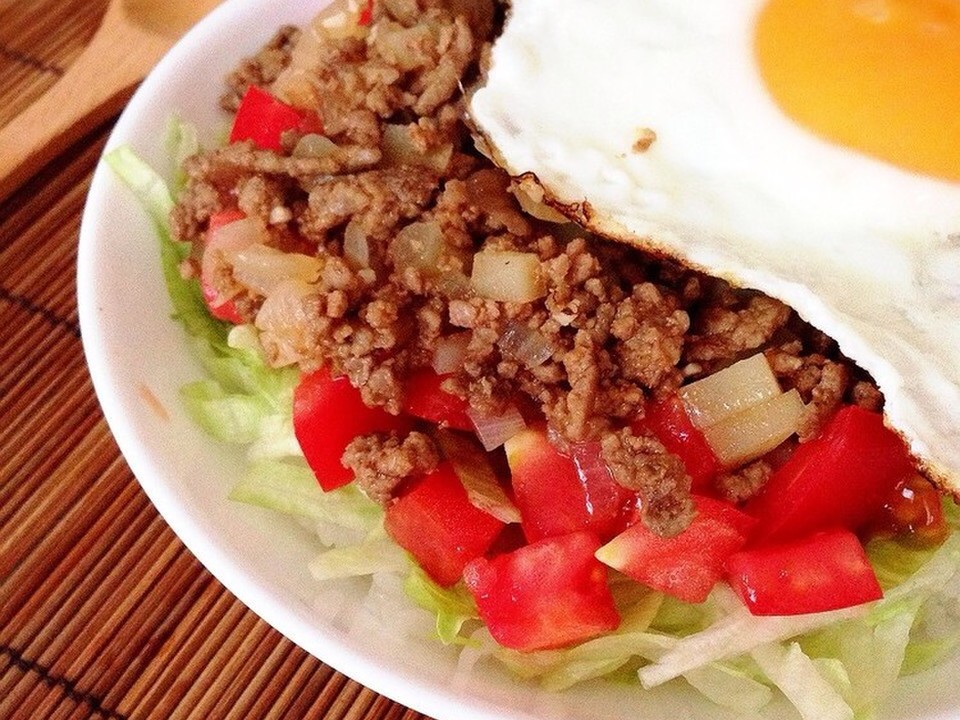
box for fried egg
[470,0,960,490]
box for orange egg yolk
[754,0,960,181]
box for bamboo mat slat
[0,2,434,718]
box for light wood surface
[0,0,220,203]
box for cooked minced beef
[173,0,883,535]
[600,429,694,537]
[342,431,441,505]
[221,26,301,111]
[715,460,774,505]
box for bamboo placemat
[0,3,431,718]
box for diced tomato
[726,529,883,615]
[385,462,505,586]
[229,86,323,152]
[208,208,247,232]
[463,531,620,651]
[202,283,244,324]
[746,406,914,545]
[596,496,752,604]
[698,494,759,539]
[201,209,248,323]
[402,369,473,431]
[293,368,411,491]
[357,0,374,25]
[505,428,637,543]
[866,473,949,548]
[633,395,720,492]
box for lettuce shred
[110,131,960,720]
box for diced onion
[435,430,522,523]
[271,22,324,105]
[431,332,471,375]
[497,321,553,368]
[433,271,473,300]
[382,123,453,173]
[702,388,805,468]
[470,250,545,303]
[271,66,318,108]
[293,134,338,158]
[255,279,318,367]
[343,219,371,269]
[467,404,527,451]
[391,221,443,273]
[318,1,369,39]
[511,178,570,224]
[201,217,263,302]
[227,244,323,296]
[680,353,782,429]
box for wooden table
[0,2,430,718]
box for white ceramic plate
[77,1,960,718]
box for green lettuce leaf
[309,524,410,580]
[404,566,479,645]
[229,459,382,533]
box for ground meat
[610,283,689,392]
[766,341,854,440]
[554,331,604,440]
[300,166,439,244]
[852,380,884,412]
[798,360,851,441]
[170,179,228,244]
[715,460,773,504]
[342,431,440,505]
[221,26,300,111]
[686,290,792,368]
[184,141,382,184]
[371,13,477,116]
[176,3,897,540]
[601,428,694,537]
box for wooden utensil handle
[0,20,164,204]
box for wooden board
[0,3,433,718]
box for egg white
[470,0,960,487]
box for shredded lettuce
[106,144,226,345]
[229,459,381,531]
[112,136,960,720]
[638,584,870,690]
[752,642,854,720]
[309,525,410,580]
[683,662,773,714]
[165,115,200,193]
[404,566,479,646]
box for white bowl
[77,1,960,718]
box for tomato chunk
[402,369,473,431]
[230,86,323,152]
[726,529,883,615]
[506,428,637,543]
[385,463,505,586]
[633,395,720,492]
[463,531,620,651]
[293,369,411,491]
[357,0,374,25]
[596,496,753,604]
[747,406,914,545]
